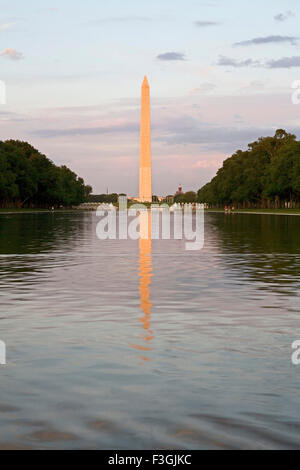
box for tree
[197,130,300,208]
[0,140,91,208]
[175,191,197,203]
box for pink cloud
[2,91,299,195]
[194,158,224,169]
[0,48,23,61]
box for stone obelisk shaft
[139,76,152,202]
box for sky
[1,0,300,195]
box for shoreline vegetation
[1,129,300,213]
[0,140,92,209]
[197,130,300,210]
[1,207,300,216]
[206,208,300,215]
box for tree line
[197,129,300,208]
[85,193,120,203]
[0,140,92,208]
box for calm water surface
[0,211,299,449]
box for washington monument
[139,76,152,202]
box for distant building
[165,195,175,204]
[176,185,183,196]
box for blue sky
[1,0,300,194]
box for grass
[0,208,49,212]
[0,208,72,213]
[206,208,300,215]
[1,207,300,216]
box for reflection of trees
[0,212,89,275]
[0,212,88,254]
[209,213,300,291]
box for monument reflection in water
[1,212,300,448]
[131,211,154,360]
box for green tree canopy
[198,130,300,208]
[0,140,91,208]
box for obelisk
[139,76,152,202]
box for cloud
[234,114,244,123]
[33,122,138,138]
[0,22,16,31]
[217,54,300,69]
[157,52,186,61]
[234,35,298,46]
[160,124,300,156]
[240,80,266,92]
[32,107,278,156]
[0,110,26,122]
[189,83,216,94]
[217,55,259,67]
[6,92,300,194]
[266,56,300,68]
[0,48,23,60]
[194,21,220,27]
[274,11,294,22]
[156,115,275,151]
[89,16,151,25]
[194,159,223,168]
